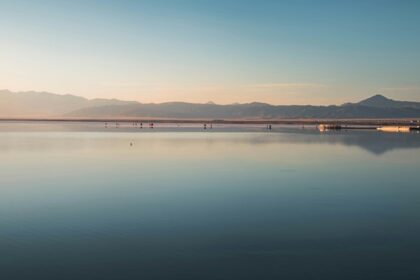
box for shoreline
[0,118,419,126]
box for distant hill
[346,94,420,109]
[1,90,419,119]
[0,89,136,117]
[65,94,420,119]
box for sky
[0,0,419,105]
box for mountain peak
[357,94,394,107]
[355,94,420,109]
[363,94,389,101]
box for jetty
[377,126,420,133]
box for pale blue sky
[1,0,419,104]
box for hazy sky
[1,0,419,104]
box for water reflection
[0,122,419,280]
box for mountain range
[1,89,419,119]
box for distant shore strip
[0,118,419,127]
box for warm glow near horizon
[1,0,420,105]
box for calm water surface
[1,122,420,279]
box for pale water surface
[1,122,420,279]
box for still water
[1,122,420,280]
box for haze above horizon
[1,0,419,105]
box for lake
[1,122,420,280]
